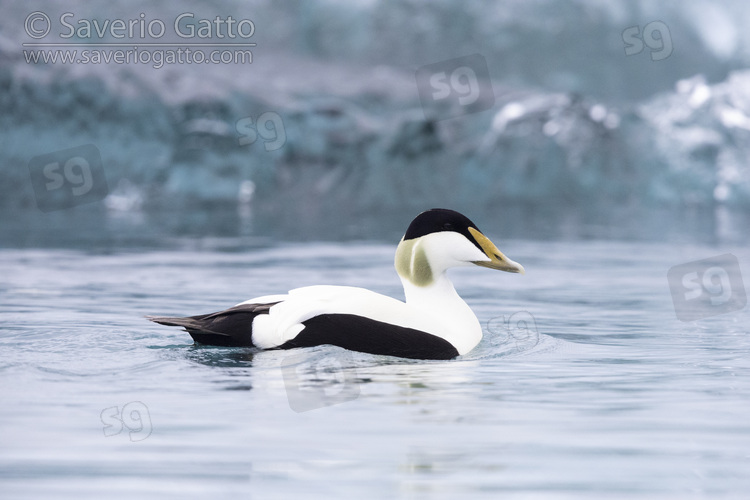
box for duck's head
[395,208,525,287]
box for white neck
[399,272,482,355]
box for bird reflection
[182,345,256,391]
[185,344,257,367]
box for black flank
[279,313,460,360]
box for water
[2,236,749,499]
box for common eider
[148,208,524,360]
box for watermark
[22,12,255,69]
[281,351,360,413]
[487,311,540,353]
[415,53,494,120]
[28,144,108,212]
[100,401,152,442]
[668,254,746,321]
[622,21,673,61]
[236,111,286,151]
[23,47,253,69]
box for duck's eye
[442,222,454,231]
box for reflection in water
[281,349,361,412]
[183,345,256,391]
[184,344,257,367]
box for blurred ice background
[1,0,750,242]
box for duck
[148,208,524,360]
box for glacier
[1,0,750,241]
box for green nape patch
[395,239,433,287]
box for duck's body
[149,209,524,360]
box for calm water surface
[1,239,749,499]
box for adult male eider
[148,209,524,360]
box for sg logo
[281,352,360,413]
[236,111,287,151]
[431,66,480,106]
[28,144,108,212]
[622,21,673,61]
[100,401,152,442]
[416,53,495,120]
[667,254,746,321]
[487,310,540,355]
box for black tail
[148,302,279,347]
